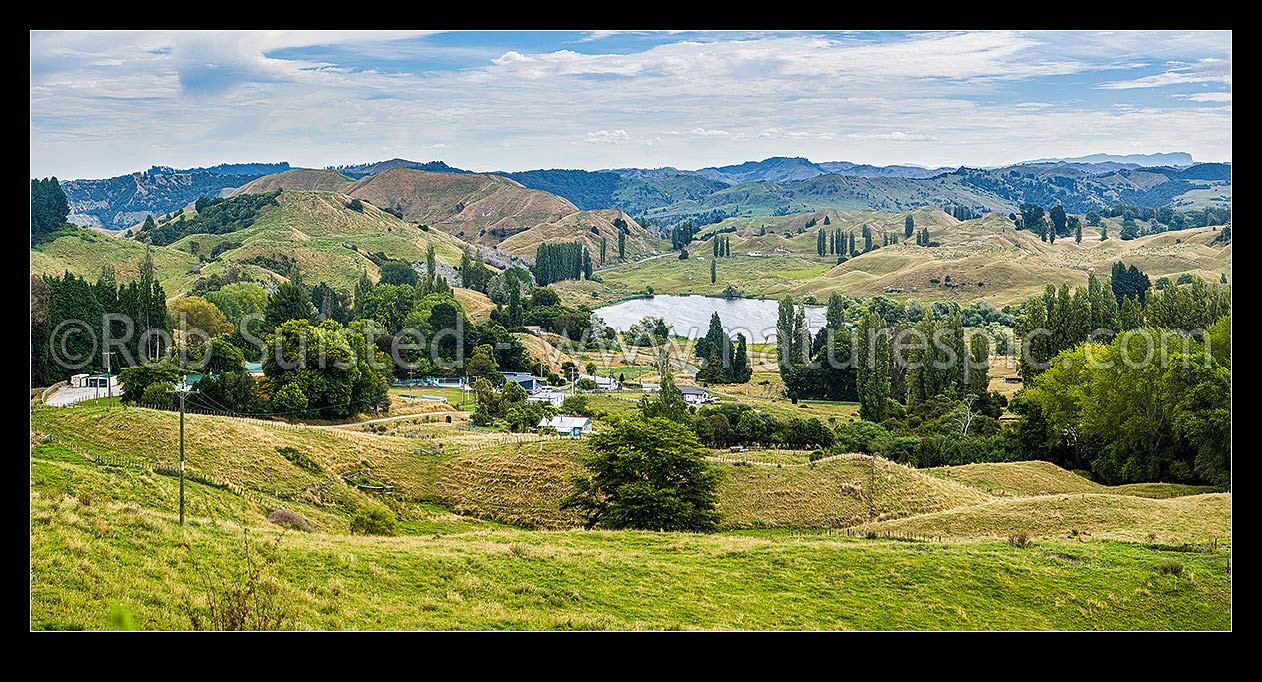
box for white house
[680,385,712,406]
[70,373,117,389]
[538,415,593,437]
[527,388,566,407]
[641,382,660,393]
[578,374,620,391]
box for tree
[506,278,524,327]
[776,295,797,371]
[1049,205,1067,237]
[618,229,626,260]
[560,417,723,531]
[600,236,607,265]
[1074,218,1083,243]
[856,311,890,422]
[172,296,235,338]
[530,287,560,308]
[710,258,717,284]
[904,214,915,240]
[816,229,826,256]
[118,363,181,405]
[1020,203,1045,240]
[730,333,752,383]
[1120,217,1140,240]
[638,352,691,424]
[379,260,418,287]
[582,246,593,280]
[263,281,313,331]
[968,332,990,396]
[31,177,71,245]
[1100,224,1108,241]
[466,343,499,378]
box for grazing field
[30,405,1232,630]
[928,460,1226,499]
[868,493,1232,543]
[29,491,1231,630]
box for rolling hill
[341,168,579,246]
[555,206,1230,308]
[497,209,662,260]
[32,189,472,297]
[235,169,353,193]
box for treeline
[31,255,171,386]
[1014,319,1231,486]
[139,190,281,246]
[532,241,591,286]
[1016,265,1229,378]
[31,178,71,245]
[670,220,698,250]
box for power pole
[172,379,195,526]
[103,350,115,411]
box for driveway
[45,385,123,407]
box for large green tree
[856,311,890,422]
[561,417,723,531]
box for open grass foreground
[30,405,1231,630]
[31,495,1230,631]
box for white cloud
[1174,92,1232,103]
[848,131,936,141]
[584,129,630,144]
[28,30,1234,178]
[1098,58,1231,90]
[431,143,448,148]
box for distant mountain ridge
[1021,152,1196,167]
[53,153,1228,232]
[146,162,290,176]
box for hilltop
[497,209,662,260]
[341,168,579,246]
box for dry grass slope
[869,493,1231,542]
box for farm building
[680,385,713,406]
[538,415,593,437]
[69,373,117,389]
[578,374,620,391]
[502,372,543,391]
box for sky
[30,30,1232,180]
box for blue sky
[30,30,1231,180]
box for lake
[595,295,827,343]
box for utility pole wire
[172,379,196,526]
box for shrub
[268,509,312,532]
[1008,532,1032,548]
[346,198,364,212]
[349,506,397,536]
[1156,558,1185,577]
[189,531,290,631]
[141,382,175,409]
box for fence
[789,527,943,543]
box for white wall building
[538,415,593,437]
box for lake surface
[595,295,827,343]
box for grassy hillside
[498,209,664,260]
[31,227,198,291]
[30,405,1232,629]
[234,169,353,193]
[869,493,1231,543]
[928,460,1225,499]
[342,168,578,246]
[30,491,1231,630]
[33,190,474,297]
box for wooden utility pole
[103,350,115,411]
[173,379,194,526]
